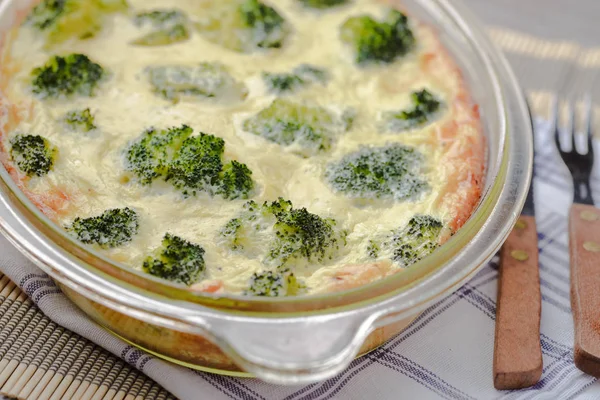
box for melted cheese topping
[0,0,485,295]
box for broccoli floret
[194,0,289,53]
[220,198,347,268]
[219,200,262,251]
[125,125,254,199]
[245,271,304,296]
[366,239,380,258]
[264,74,302,94]
[63,108,96,132]
[268,198,345,264]
[221,218,244,250]
[390,215,443,266]
[242,99,351,156]
[66,207,139,248]
[9,134,57,177]
[25,0,128,47]
[368,215,443,267]
[25,0,66,30]
[143,233,205,285]
[147,63,248,103]
[165,133,226,196]
[325,144,429,201]
[247,271,284,296]
[341,9,415,65]
[125,125,193,185]
[263,64,329,95]
[383,89,442,132]
[218,161,255,200]
[132,9,190,46]
[239,0,287,49]
[297,0,349,9]
[31,54,105,99]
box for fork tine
[552,95,562,152]
[584,93,594,156]
[569,99,577,152]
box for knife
[493,101,543,390]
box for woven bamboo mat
[0,274,175,400]
[2,14,600,400]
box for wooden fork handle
[570,203,600,376]
[493,215,542,389]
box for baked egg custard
[0,0,485,296]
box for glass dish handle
[210,314,377,384]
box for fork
[553,94,600,376]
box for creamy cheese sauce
[0,0,484,295]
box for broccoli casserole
[0,0,485,296]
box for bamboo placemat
[2,16,600,400]
[0,274,175,400]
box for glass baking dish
[0,0,532,384]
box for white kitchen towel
[1,118,599,400]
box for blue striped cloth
[2,118,600,399]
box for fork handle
[570,203,600,376]
[493,215,542,389]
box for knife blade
[493,100,543,390]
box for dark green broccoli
[165,133,227,196]
[297,0,349,9]
[220,197,347,268]
[383,89,442,132]
[217,161,255,200]
[194,0,289,53]
[390,215,443,266]
[31,54,105,99]
[341,9,415,65]
[125,125,193,184]
[263,64,329,95]
[268,198,346,264]
[132,9,190,46]
[66,207,139,248]
[143,233,205,285]
[64,108,96,132]
[242,99,352,157]
[366,239,380,258]
[9,134,57,177]
[25,0,128,47]
[368,215,443,267]
[147,63,248,103]
[125,125,254,199]
[220,217,244,250]
[245,271,304,296]
[325,144,429,201]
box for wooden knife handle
[570,203,600,376]
[493,215,542,390]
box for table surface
[464,0,600,47]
